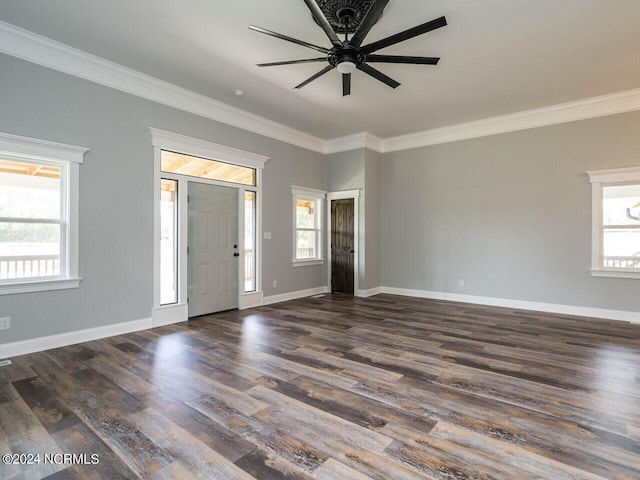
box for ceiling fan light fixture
[337,61,357,74]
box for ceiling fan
[249,0,446,96]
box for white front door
[188,182,239,316]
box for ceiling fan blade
[294,65,335,89]
[257,58,327,67]
[362,16,447,54]
[350,0,390,47]
[366,54,440,65]
[342,73,351,96]
[249,25,330,54]
[357,63,400,89]
[301,0,343,47]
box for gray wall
[364,149,382,290]
[325,149,383,291]
[326,149,364,192]
[381,110,640,312]
[0,54,325,345]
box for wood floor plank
[0,394,66,479]
[51,423,138,480]
[11,377,83,435]
[141,390,256,463]
[129,407,255,480]
[186,393,329,476]
[248,384,394,453]
[312,458,375,480]
[429,420,612,480]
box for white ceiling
[1,0,640,140]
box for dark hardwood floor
[1,293,639,479]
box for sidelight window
[160,179,178,304]
[244,191,256,292]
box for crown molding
[325,132,382,154]
[0,20,326,154]
[2,21,640,157]
[380,88,640,153]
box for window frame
[587,166,640,279]
[291,185,326,266]
[159,178,179,305]
[0,131,87,295]
[244,190,257,293]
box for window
[292,186,326,265]
[244,191,256,292]
[161,150,256,186]
[587,166,640,279]
[160,179,178,304]
[0,132,86,294]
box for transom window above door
[161,150,256,186]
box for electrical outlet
[272,280,278,288]
[264,232,272,239]
[459,280,465,288]
[0,317,10,331]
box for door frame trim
[327,190,360,296]
[150,128,269,326]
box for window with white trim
[587,166,640,279]
[0,132,86,294]
[292,186,325,265]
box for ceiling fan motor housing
[329,43,366,68]
[314,0,380,33]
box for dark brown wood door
[331,198,355,294]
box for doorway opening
[151,128,268,326]
[327,190,360,296]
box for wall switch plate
[459,280,465,287]
[264,232,272,239]
[0,317,10,330]
[272,280,277,288]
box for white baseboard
[239,291,264,310]
[381,287,640,324]
[5,286,633,359]
[357,287,383,298]
[0,317,153,359]
[262,286,329,306]
[152,303,188,327]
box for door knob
[233,252,240,257]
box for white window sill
[590,269,640,280]
[292,259,324,267]
[0,277,82,295]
